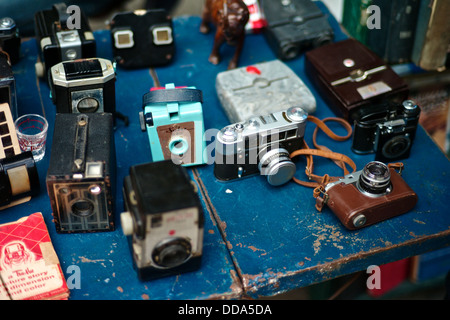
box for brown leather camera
[316,162,417,230]
[305,39,409,121]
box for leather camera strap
[289,115,356,189]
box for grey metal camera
[214,106,307,186]
[121,160,204,281]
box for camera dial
[357,161,392,197]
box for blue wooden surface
[1,1,449,300]
[152,3,450,298]
[0,22,241,300]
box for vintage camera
[46,113,116,233]
[261,0,334,60]
[139,83,206,167]
[322,161,418,230]
[352,100,421,163]
[0,51,17,119]
[121,160,204,281]
[0,17,21,64]
[110,9,175,68]
[214,106,307,186]
[49,58,116,115]
[216,59,316,123]
[34,2,96,79]
[0,103,40,210]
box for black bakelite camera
[351,100,421,162]
[110,9,175,68]
[0,17,21,64]
[121,160,204,281]
[46,113,116,233]
[34,2,96,79]
[0,51,17,119]
[49,58,116,115]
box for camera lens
[77,98,99,113]
[152,238,192,268]
[357,161,391,195]
[71,199,95,217]
[281,44,299,60]
[258,148,296,186]
[382,135,411,159]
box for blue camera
[139,83,206,166]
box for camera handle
[289,115,357,210]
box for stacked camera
[1,0,428,288]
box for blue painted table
[1,2,449,300]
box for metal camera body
[352,100,421,163]
[215,59,316,123]
[324,161,418,230]
[214,106,307,186]
[139,83,206,167]
[110,9,175,68]
[49,58,116,116]
[0,51,17,119]
[46,113,116,233]
[0,17,21,65]
[261,0,334,60]
[34,2,96,79]
[121,160,204,281]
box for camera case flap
[324,164,418,230]
[121,160,204,281]
[305,38,409,121]
[46,113,116,233]
[261,0,334,60]
[110,9,175,68]
[140,83,206,167]
[49,58,116,116]
[216,59,316,123]
[34,2,96,78]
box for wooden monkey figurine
[200,0,250,69]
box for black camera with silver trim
[121,160,204,281]
[0,17,21,64]
[49,58,116,115]
[214,106,307,186]
[46,113,116,233]
[110,9,175,68]
[0,51,18,119]
[351,100,421,163]
[34,2,96,79]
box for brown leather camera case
[305,39,409,121]
[326,168,418,230]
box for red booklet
[0,213,69,300]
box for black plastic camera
[0,51,17,119]
[260,0,334,60]
[121,160,204,281]
[351,100,421,162]
[110,9,175,68]
[34,2,96,79]
[0,17,21,64]
[46,113,116,233]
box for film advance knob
[286,106,308,122]
[120,211,134,236]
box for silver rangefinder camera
[214,106,307,186]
